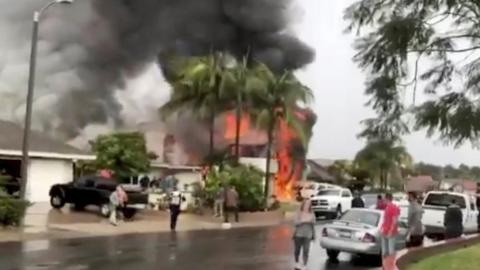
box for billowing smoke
[0,0,314,145]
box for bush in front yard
[0,197,30,226]
[205,164,264,211]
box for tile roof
[0,120,88,156]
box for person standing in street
[169,186,183,231]
[293,198,316,270]
[444,199,463,239]
[109,185,128,226]
[380,193,400,270]
[214,186,225,218]
[351,191,365,208]
[476,194,480,232]
[406,192,424,248]
[224,186,239,223]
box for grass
[408,244,480,270]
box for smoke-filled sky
[0,0,478,166]
[0,0,313,140]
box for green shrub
[0,197,30,226]
[205,164,264,212]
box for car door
[396,220,408,250]
[72,178,99,206]
[341,190,353,211]
[464,196,477,233]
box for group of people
[291,191,469,270]
[375,192,465,270]
[108,184,185,231]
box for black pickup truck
[49,175,148,219]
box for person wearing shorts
[380,193,400,270]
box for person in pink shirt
[380,193,400,270]
[109,185,128,226]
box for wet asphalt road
[0,225,380,270]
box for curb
[396,234,480,270]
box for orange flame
[274,119,303,201]
[223,112,305,201]
[224,113,250,140]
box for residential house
[405,175,436,192]
[306,159,335,183]
[440,178,478,195]
[0,120,94,202]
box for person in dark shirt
[351,191,365,208]
[139,175,150,190]
[444,199,463,239]
[476,195,480,232]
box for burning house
[140,107,316,201]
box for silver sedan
[319,208,408,260]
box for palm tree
[355,139,412,190]
[221,57,253,162]
[248,64,314,202]
[160,54,229,159]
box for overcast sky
[297,0,480,166]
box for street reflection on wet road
[1,225,380,270]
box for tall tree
[415,162,443,180]
[249,64,314,201]
[222,57,251,162]
[345,0,480,146]
[160,54,229,160]
[355,140,412,190]
[90,132,157,182]
[327,160,354,185]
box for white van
[422,191,479,238]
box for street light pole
[19,0,74,201]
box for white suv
[311,188,353,219]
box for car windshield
[317,190,340,196]
[340,210,380,226]
[424,193,466,209]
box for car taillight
[322,228,328,237]
[362,233,376,243]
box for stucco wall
[26,158,73,202]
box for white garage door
[26,159,73,202]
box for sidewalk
[0,203,290,242]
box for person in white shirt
[169,186,183,231]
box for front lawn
[408,244,480,270]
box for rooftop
[0,120,92,159]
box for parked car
[320,208,408,261]
[49,176,149,219]
[311,188,353,219]
[422,191,479,239]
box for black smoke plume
[0,0,314,140]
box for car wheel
[122,208,137,220]
[326,249,340,260]
[100,204,111,217]
[335,205,342,219]
[50,194,65,209]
